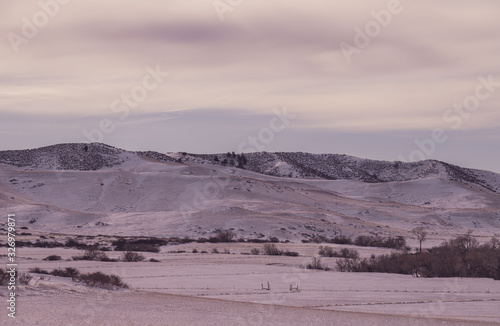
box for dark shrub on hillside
[318,246,359,259]
[354,235,407,250]
[209,229,236,243]
[29,267,49,274]
[310,235,329,244]
[338,234,500,280]
[112,238,165,252]
[282,250,299,257]
[77,272,128,290]
[121,251,145,262]
[306,257,330,271]
[331,235,353,245]
[32,241,64,248]
[43,255,62,261]
[18,273,32,285]
[50,267,80,278]
[0,269,9,285]
[65,238,90,249]
[73,248,117,261]
[263,243,282,256]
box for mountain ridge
[0,143,498,193]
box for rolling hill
[1,143,499,242]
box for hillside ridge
[0,143,498,193]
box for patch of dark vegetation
[43,255,63,261]
[28,267,50,275]
[250,248,260,255]
[50,267,80,278]
[16,240,65,248]
[337,232,500,280]
[112,237,170,253]
[262,243,299,257]
[318,246,360,259]
[72,249,118,262]
[305,234,408,250]
[208,229,236,243]
[77,272,128,290]
[65,238,92,250]
[121,251,145,262]
[305,257,330,271]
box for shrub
[18,273,32,285]
[32,241,64,248]
[310,235,329,244]
[192,248,198,253]
[76,272,128,290]
[263,243,282,256]
[337,234,500,280]
[112,238,164,252]
[211,248,219,254]
[0,270,32,285]
[318,246,359,259]
[29,267,49,274]
[339,248,360,259]
[282,250,299,257]
[354,235,407,250]
[318,246,335,257]
[43,255,62,261]
[149,258,160,262]
[50,268,80,278]
[332,235,353,245]
[0,269,9,285]
[73,248,116,261]
[121,251,145,262]
[210,229,236,243]
[250,248,260,255]
[306,257,330,271]
[64,238,89,249]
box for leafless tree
[412,227,428,253]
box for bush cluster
[1,269,33,286]
[337,233,500,280]
[77,272,128,290]
[112,238,167,253]
[208,229,236,243]
[43,255,63,261]
[262,243,299,256]
[27,267,129,289]
[318,246,359,259]
[72,249,117,262]
[308,234,407,250]
[305,257,330,271]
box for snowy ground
[1,148,500,324]
[2,245,499,325]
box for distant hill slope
[0,143,176,171]
[182,152,500,193]
[0,143,498,193]
[1,143,499,240]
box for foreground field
[3,286,498,326]
[2,243,500,325]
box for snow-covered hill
[184,152,500,193]
[1,143,499,241]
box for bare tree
[412,227,428,253]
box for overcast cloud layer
[1,1,499,172]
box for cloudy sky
[1,0,499,172]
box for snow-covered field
[1,245,499,325]
[1,144,500,325]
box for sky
[1,0,499,173]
